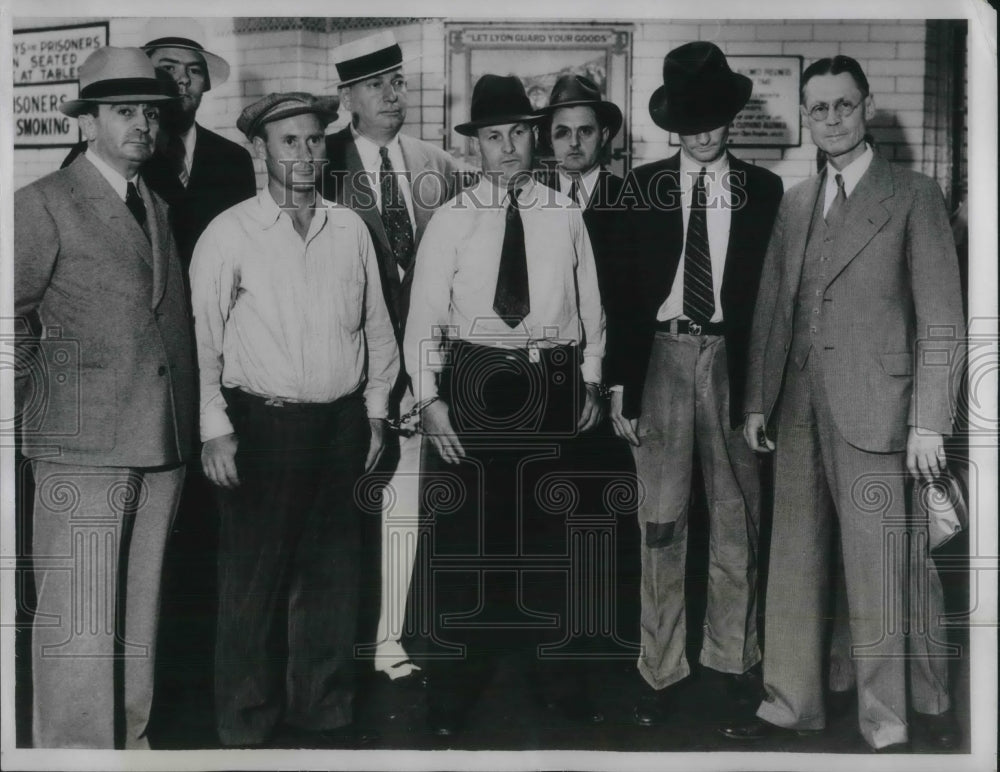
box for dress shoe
[718,716,821,741]
[870,740,911,753]
[633,690,669,727]
[912,710,961,750]
[724,668,763,706]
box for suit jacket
[745,151,965,452]
[321,126,468,339]
[617,152,784,426]
[14,155,196,467]
[62,124,257,269]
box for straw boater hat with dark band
[539,74,623,139]
[330,31,416,87]
[648,41,752,135]
[237,92,340,140]
[140,18,230,89]
[454,75,543,137]
[59,47,178,118]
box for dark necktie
[165,132,189,187]
[682,167,714,325]
[825,173,847,229]
[126,181,148,235]
[568,178,580,207]
[379,146,415,272]
[492,186,530,327]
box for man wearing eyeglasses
[720,56,965,752]
[322,32,468,684]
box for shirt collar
[351,125,402,171]
[826,142,874,199]
[85,149,137,201]
[251,184,332,229]
[679,148,729,187]
[179,123,197,171]
[558,165,601,205]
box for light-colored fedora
[330,31,417,88]
[141,18,231,89]
[59,47,177,118]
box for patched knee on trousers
[645,521,677,548]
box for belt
[448,340,580,367]
[221,386,361,412]
[655,319,726,336]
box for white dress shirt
[823,143,873,216]
[178,123,197,182]
[404,177,605,403]
[190,186,400,441]
[657,151,732,323]
[351,127,417,230]
[84,149,139,201]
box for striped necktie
[682,167,714,325]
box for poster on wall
[12,22,109,148]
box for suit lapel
[722,154,747,292]
[143,177,170,310]
[783,174,825,303]
[824,154,893,284]
[399,133,433,242]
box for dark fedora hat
[648,41,752,135]
[454,75,543,137]
[540,74,623,139]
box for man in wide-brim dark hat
[405,73,607,736]
[607,41,785,727]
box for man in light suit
[611,42,783,726]
[720,55,965,751]
[322,31,468,680]
[14,47,194,749]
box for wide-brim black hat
[539,74,623,140]
[454,75,543,137]
[648,41,752,135]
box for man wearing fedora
[720,55,964,753]
[610,41,783,726]
[539,74,642,656]
[14,47,194,748]
[190,92,398,747]
[322,31,469,682]
[63,19,256,269]
[404,74,606,735]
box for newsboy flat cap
[59,47,178,117]
[237,92,340,140]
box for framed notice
[445,23,632,176]
[12,22,109,148]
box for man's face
[79,103,160,175]
[801,72,875,169]
[550,105,608,175]
[677,125,729,165]
[147,47,208,121]
[476,122,536,187]
[253,113,327,197]
[341,68,407,139]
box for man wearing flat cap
[404,74,606,735]
[190,92,399,747]
[539,74,641,656]
[611,41,783,726]
[322,31,469,682]
[15,46,194,748]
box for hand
[609,390,639,447]
[202,433,240,488]
[906,427,946,483]
[421,399,465,464]
[743,412,775,453]
[577,383,605,433]
[365,418,387,473]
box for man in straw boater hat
[538,74,642,658]
[63,18,257,269]
[14,46,195,748]
[190,92,398,748]
[612,41,783,727]
[404,74,607,737]
[322,31,469,684]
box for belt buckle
[265,397,285,407]
[528,343,541,364]
[688,321,702,335]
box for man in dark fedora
[322,31,469,682]
[610,41,784,726]
[190,92,398,747]
[539,74,642,657]
[404,74,606,736]
[14,47,194,748]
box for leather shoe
[718,716,820,741]
[912,710,961,750]
[724,669,763,706]
[633,690,668,727]
[871,740,911,753]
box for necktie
[682,167,714,325]
[492,187,530,328]
[126,181,148,234]
[165,133,189,187]
[379,146,415,272]
[825,173,847,229]
[568,178,580,207]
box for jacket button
[158,365,167,376]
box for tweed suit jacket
[616,152,784,427]
[321,126,471,341]
[745,151,965,452]
[15,155,196,467]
